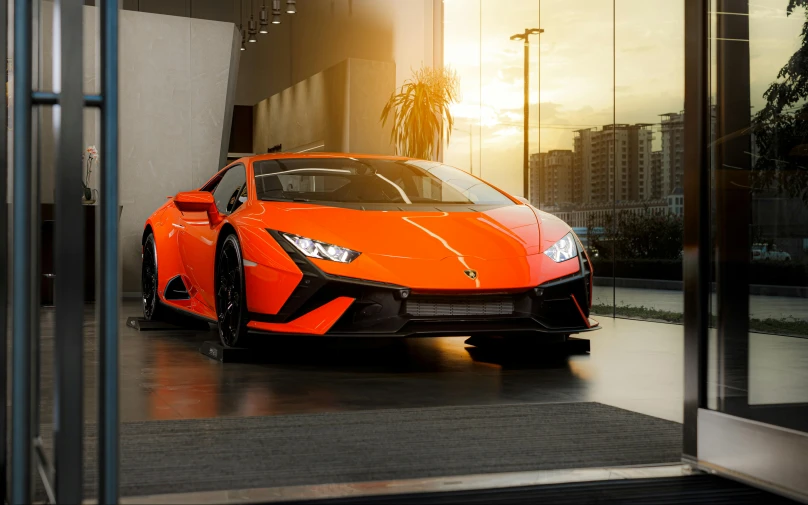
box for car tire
[141,233,166,321]
[216,233,251,348]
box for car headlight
[544,232,578,263]
[283,233,361,263]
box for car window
[212,164,246,215]
[252,158,514,205]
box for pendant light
[272,0,282,24]
[286,0,296,14]
[237,0,246,50]
[259,0,269,33]
[247,0,258,42]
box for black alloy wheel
[216,234,249,347]
[141,233,164,321]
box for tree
[587,209,683,260]
[752,0,808,205]
[380,67,460,160]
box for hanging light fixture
[247,0,258,42]
[272,0,282,24]
[286,0,296,14]
[259,0,269,33]
[237,0,246,50]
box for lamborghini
[141,154,598,347]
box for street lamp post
[510,28,543,198]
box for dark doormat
[48,402,682,498]
[265,475,798,505]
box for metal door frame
[683,0,808,501]
[5,0,120,503]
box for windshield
[252,158,514,206]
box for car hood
[260,202,542,260]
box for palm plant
[380,66,460,160]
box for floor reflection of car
[752,243,791,262]
[141,154,599,349]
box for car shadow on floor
[124,317,590,374]
[231,334,588,373]
[465,338,590,370]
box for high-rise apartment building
[660,108,716,197]
[573,124,653,204]
[529,150,578,207]
[660,111,684,197]
[528,152,545,206]
[650,150,663,200]
[573,129,594,202]
[542,150,574,207]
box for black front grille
[406,296,516,317]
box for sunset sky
[442,0,804,196]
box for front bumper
[247,230,598,337]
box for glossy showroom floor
[36,300,807,426]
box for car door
[178,164,248,312]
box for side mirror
[174,191,223,226]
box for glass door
[690,0,808,499]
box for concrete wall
[36,4,240,292]
[252,58,395,155]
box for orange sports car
[141,153,597,347]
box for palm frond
[379,66,461,160]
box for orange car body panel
[143,153,587,335]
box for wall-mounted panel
[252,58,394,156]
[36,4,240,293]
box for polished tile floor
[31,299,808,503]
[31,299,808,427]
[34,300,692,425]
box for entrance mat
[267,475,797,505]
[67,402,683,498]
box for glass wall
[708,0,808,420]
[743,0,808,347]
[444,0,693,322]
[444,0,541,197]
[537,0,616,314]
[443,0,481,177]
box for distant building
[660,108,716,198]
[539,150,575,207]
[650,150,663,200]
[660,112,684,197]
[666,187,684,217]
[573,124,653,204]
[528,152,545,206]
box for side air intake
[164,275,190,300]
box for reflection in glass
[537,0,616,314]
[744,0,808,405]
[708,0,808,424]
[443,0,481,176]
